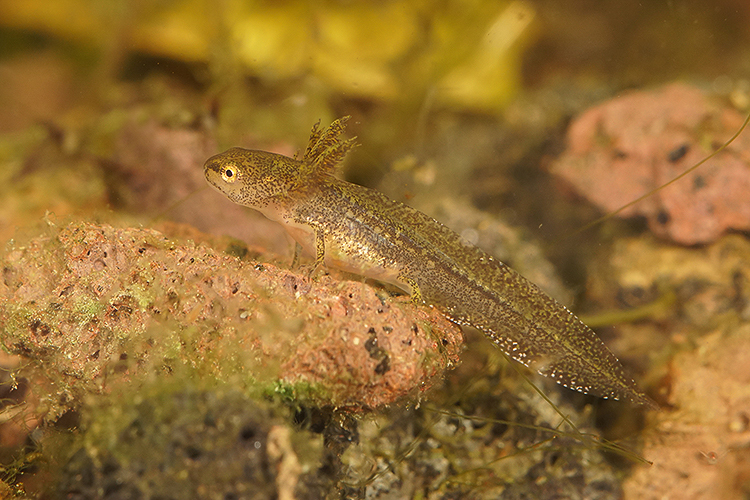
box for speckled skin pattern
[204,117,653,406]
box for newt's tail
[418,254,656,408]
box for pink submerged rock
[552,82,750,245]
[0,222,463,414]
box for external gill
[302,116,358,177]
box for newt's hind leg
[290,242,303,269]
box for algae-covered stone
[0,221,463,418]
[336,342,625,499]
[43,379,324,500]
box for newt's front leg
[399,273,424,305]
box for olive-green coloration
[46,377,328,499]
[204,117,653,407]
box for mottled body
[204,117,652,406]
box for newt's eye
[221,165,237,183]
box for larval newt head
[204,116,357,210]
[204,147,303,209]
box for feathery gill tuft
[302,116,358,176]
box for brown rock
[552,83,750,245]
[0,221,463,417]
[623,326,750,500]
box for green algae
[37,372,327,500]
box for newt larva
[203,117,654,407]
